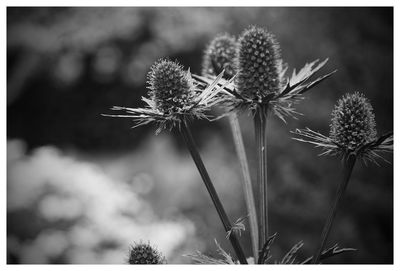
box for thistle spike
[236,26,283,100]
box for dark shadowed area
[7,7,393,264]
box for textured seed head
[128,242,165,264]
[147,59,194,114]
[236,26,283,99]
[329,92,377,151]
[202,33,238,79]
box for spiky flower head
[103,58,228,134]
[329,92,377,151]
[292,92,392,163]
[147,59,195,114]
[128,242,165,264]
[202,33,238,79]
[236,26,283,100]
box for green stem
[180,121,248,264]
[253,106,269,253]
[228,113,259,263]
[312,154,357,264]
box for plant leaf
[258,232,277,264]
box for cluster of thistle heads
[107,25,392,264]
[108,25,327,125]
[201,27,284,97]
[108,25,391,161]
[201,27,391,163]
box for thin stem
[228,112,259,263]
[312,154,357,264]
[253,106,269,253]
[180,121,248,264]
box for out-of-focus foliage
[7,139,198,263]
[7,7,392,263]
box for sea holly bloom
[233,25,336,121]
[292,92,392,263]
[236,25,284,99]
[293,92,393,163]
[202,33,238,79]
[148,59,196,114]
[128,242,166,264]
[103,59,229,134]
[329,92,378,154]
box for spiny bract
[236,26,283,100]
[147,59,195,114]
[329,92,377,151]
[202,33,238,79]
[128,242,165,264]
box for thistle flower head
[128,242,165,264]
[292,92,392,163]
[329,92,377,151]
[202,33,238,79]
[103,58,228,134]
[236,26,283,100]
[148,59,195,114]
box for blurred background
[7,7,393,264]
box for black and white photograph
[6,5,395,265]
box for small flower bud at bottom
[128,242,165,264]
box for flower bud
[329,92,377,151]
[236,26,283,99]
[202,34,238,79]
[147,59,194,114]
[128,242,165,264]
